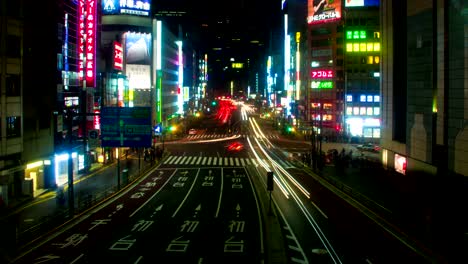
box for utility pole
[67,113,74,217]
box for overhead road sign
[101,107,152,147]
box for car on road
[188,128,197,135]
[226,142,244,152]
[356,143,380,153]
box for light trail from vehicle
[245,116,344,264]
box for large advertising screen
[345,0,380,7]
[307,0,342,25]
[127,64,150,89]
[102,0,151,16]
[125,32,151,65]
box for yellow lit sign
[346,42,381,52]
[232,63,244,69]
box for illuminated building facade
[0,0,91,202]
[306,0,344,139]
[343,2,381,140]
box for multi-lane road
[11,104,436,264]
[14,165,265,263]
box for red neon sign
[113,41,123,71]
[78,0,96,88]
[311,70,334,78]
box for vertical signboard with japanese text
[78,0,97,88]
[113,41,123,71]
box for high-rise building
[381,1,467,259]
[343,2,381,141]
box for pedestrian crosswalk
[162,155,294,168]
[186,133,279,140]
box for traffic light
[211,100,217,106]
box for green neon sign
[311,81,333,89]
[346,30,367,39]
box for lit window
[353,31,360,39]
[367,95,373,102]
[360,107,366,115]
[373,128,381,138]
[367,107,373,115]
[360,43,367,52]
[346,107,353,115]
[364,128,373,138]
[374,107,380,115]
[346,31,353,39]
[346,43,353,52]
[367,43,374,52]
[374,95,380,102]
[373,32,380,39]
[6,116,21,138]
[374,56,380,63]
[353,43,359,52]
[353,107,359,115]
[374,43,381,51]
[367,56,374,64]
[346,95,353,102]
[360,30,366,39]
[360,95,366,102]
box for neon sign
[78,0,96,88]
[311,81,333,89]
[113,41,123,71]
[311,70,333,78]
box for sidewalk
[0,150,163,263]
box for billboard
[345,0,380,7]
[125,32,151,65]
[127,64,151,89]
[78,0,97,88]
[102,0,151,16]
[307,0,342,25]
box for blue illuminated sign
[102,0,151,16]
[154,123,162,135]
[101,107,152,147]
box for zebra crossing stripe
[165,156,175,164]
[174,156,183,164]
[252,159,258,166]
[163,156,272,167]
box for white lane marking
[172,169,200,218]
[311,201,328,219]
